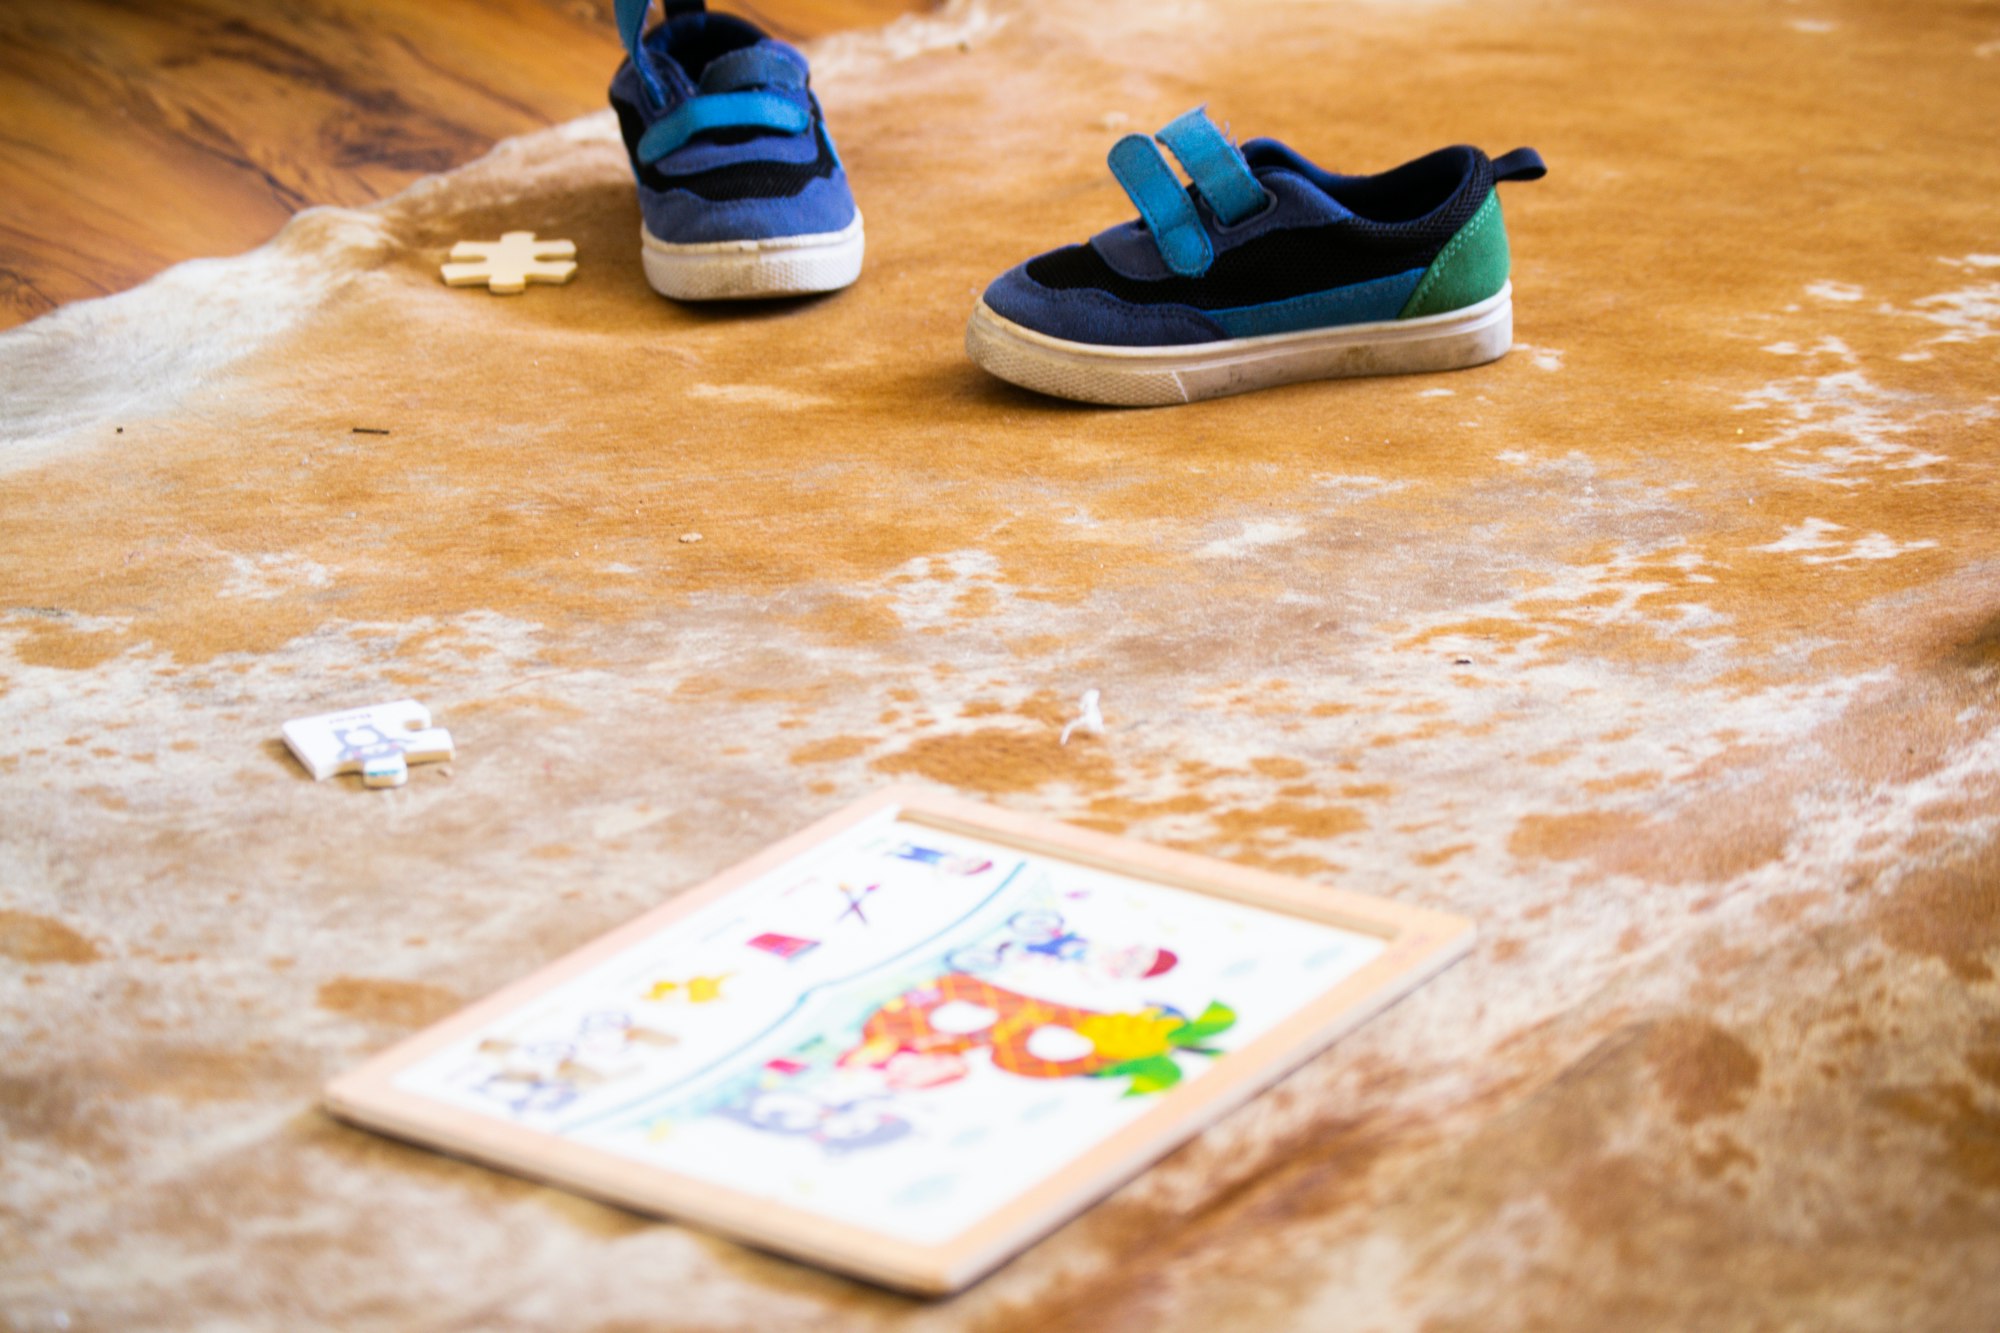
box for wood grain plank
[0,0,925,329]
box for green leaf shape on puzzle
[1172,1000,1237,1047]
[1398,190,1510,320]
[1096,1054,1185,1097]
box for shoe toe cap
[980,259,1227,348]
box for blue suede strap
[1156,107,1268,226]
[699,45,807,93]
[1107,134,1213,278]
[1491,147,1548,182]
[637,90,811,163]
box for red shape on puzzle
[748,932,819,960]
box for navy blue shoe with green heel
[966,108,1545,405]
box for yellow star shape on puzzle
[646,973,731,1004]
[440,231,577,294]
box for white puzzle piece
[440,232,577,294]
[283,699,454,786]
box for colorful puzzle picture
[387,804,1389,1244]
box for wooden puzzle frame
[324,785,1474,1295]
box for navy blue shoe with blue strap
[966,109,1546,405]
[609,0,862,300]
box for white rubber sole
[641,212,864,300]
[965,283,1515,406]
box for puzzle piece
[748,933,819,961]
[835,882,880,925]
[439,232,577,294]
[282,699,454,787]
[645,974,731,1004]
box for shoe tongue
[698,43,807,94]
[1238,138,1360,222]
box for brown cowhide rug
[4,0,1998,1328]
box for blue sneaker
[609,0,862,300]
[966,109,1545,405]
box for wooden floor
[0,0,921,330]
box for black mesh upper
[1025,151,1494,309]
[612,92,836,201]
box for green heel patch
[1398,190,1510,320]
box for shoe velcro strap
[699,45,808,94]
[1108,134,1214,278]
[617,0,708,106]
[1156,107,1268,226]
[637,90,812,164]
[1491,147,1547,182]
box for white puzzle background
[394,808,1386,1241]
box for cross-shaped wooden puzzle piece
[440,232,577,294]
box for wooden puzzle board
[326,787,1472,1292]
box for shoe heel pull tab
[1491,147,1547,183]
